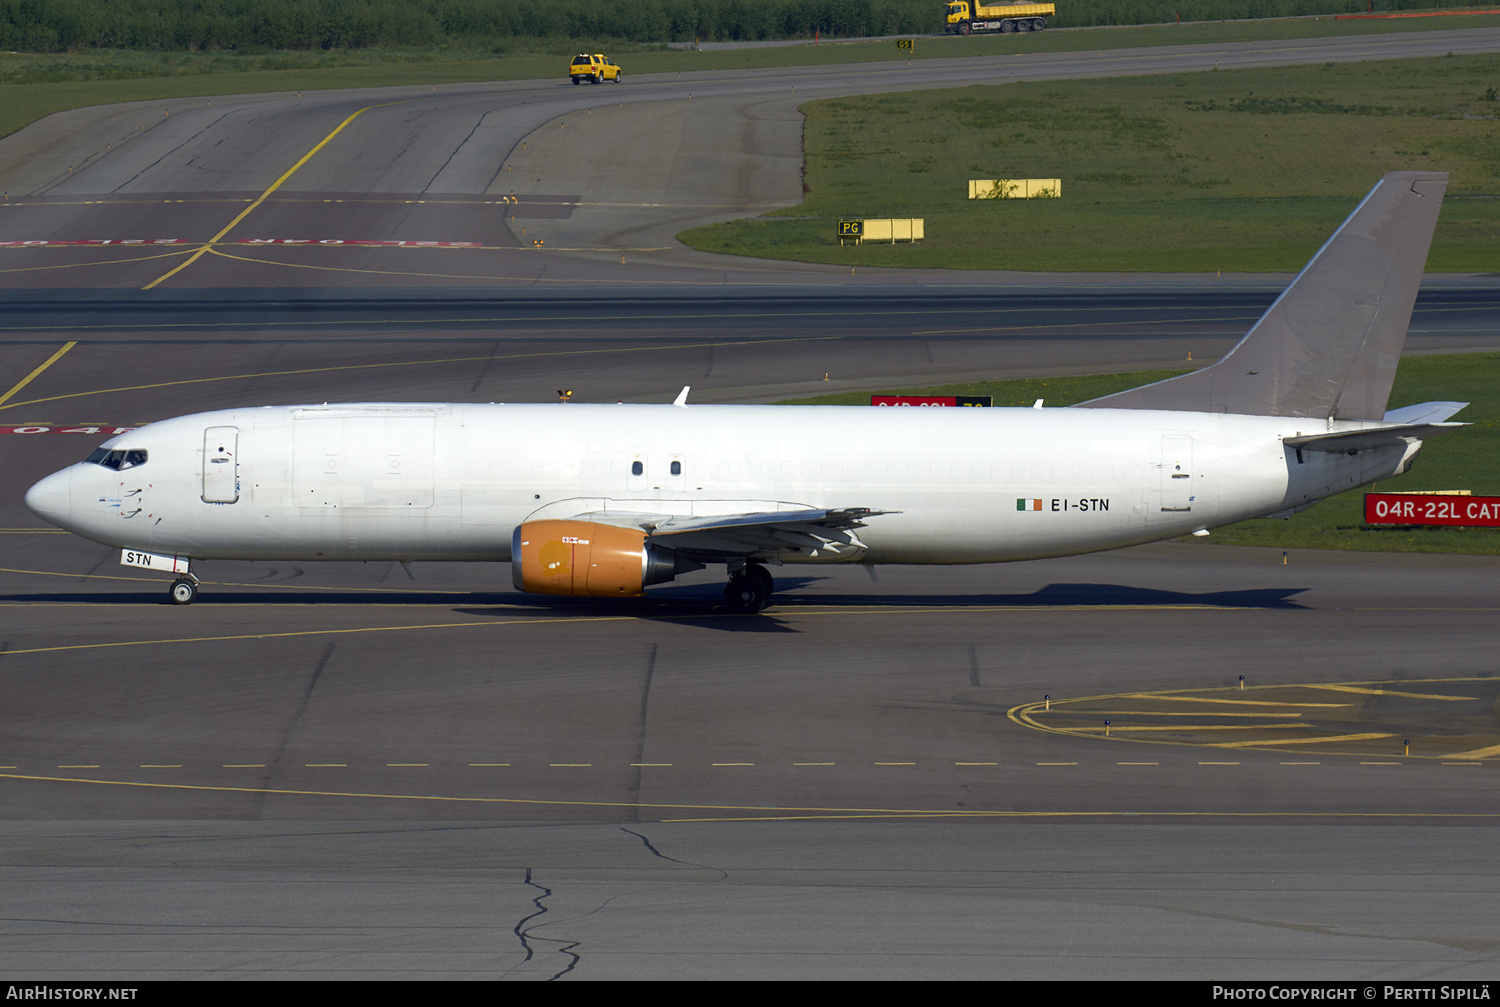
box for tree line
[0,0,1474,53]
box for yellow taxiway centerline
[141,101,400,290]
[0,341,75,407]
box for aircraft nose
[24,468,73,529]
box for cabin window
[631,460,644,476]
[670,460,682,476]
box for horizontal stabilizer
[1285,422,1465,453]
[1382,400,1468,425]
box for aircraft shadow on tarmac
[6,581,1308,618]
[452,580,1311,631]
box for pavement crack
[249,642,336,816]
[511,866,582,980]
[620,827,680,863]
[1156,901,1500,955]
[454,107,514,194]
[115,110,238,193]
[81,551,112,584]
[628,643,658,821]
[620,827,729,880]
[298,641,336,709]
[469,340,502,394]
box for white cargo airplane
[25,172,1465,611]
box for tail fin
[1079,172,1448,420]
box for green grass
[5,14,1500,139]
[777,353,1500,554]
[777,369,1191,407]
[682,54,1500,273]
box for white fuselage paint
[26,402,1410,567]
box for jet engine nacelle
[511,520,680,597]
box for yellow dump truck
[944,1,1054,35]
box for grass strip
[681,53,1500,273]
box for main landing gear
[169,571,199,605]
[724,563,774,614]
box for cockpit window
[86,448,147,470]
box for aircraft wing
[648,507,889,556]
[551,504,892,561]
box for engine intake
[511,520,682,596]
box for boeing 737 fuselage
[23,173,1465,611]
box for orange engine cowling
[511,520,680,597]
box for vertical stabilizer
[1079,172,1447,420]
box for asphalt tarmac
[4,26,1499,288]
[1,28,1498,980]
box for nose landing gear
[169,572,199,605]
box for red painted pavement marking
[238,239,481,247]
[1,426,137,434]
[0,240,187,247]
[2,239,481,247]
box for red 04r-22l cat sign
[1365,493,1500,527]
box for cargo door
[292,408,435,509]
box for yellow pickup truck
[569,54,623,84]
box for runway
[1,28,1498,980]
